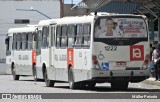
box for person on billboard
[99,18,119,38]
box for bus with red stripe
[35,13,150,90]
[5,25,37,80]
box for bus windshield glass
[94,16,147,38]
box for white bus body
[34,19,57,80]
[36,13,150,89]
[6,26,37,80]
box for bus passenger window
[56,26,61,48]
[68,25,75,48]
[83,24,91,48]
[37,30,42,50]
[75,24,83,48]
[36,30,42,56]
[6,36,12,55]
[51,27,55,47]
[42,26,49,48]
[28,33,33,50]
[22,33,27,50]
[17,33,21,50]
[20,34,22,50]
[61,25,67,48]
[12,33,17,50]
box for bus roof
[56,14,146,25]
[90,12,146,18]
[38,19,58,26]
[57,15,94,25]
[7,26,37,36]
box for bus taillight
[144,54,149,65]
[92,55,98,64]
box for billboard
[95,17,147,38]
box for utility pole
[71,0,73,5]
[60,0,64,18]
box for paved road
[0,75,160,102]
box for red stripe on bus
[32,50,36,64]
[67,48,74,68]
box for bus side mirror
[5,38,9,44]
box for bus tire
[44,68,54,87]
[11,64,19,80]
[68,67,78,89]
[111,80,128,90]
[33,64,39,81]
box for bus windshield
[94,16,147,38]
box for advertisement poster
[95,17,147,38]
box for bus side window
[68,25,75,48]
[36,30,42,55]
[12,33,17,50]
[61,25,67,48]
[42,26,49,49]
[17,33,21,50]
[22,33,27,51]
[75,24,83,48]
[19,33,22,50]
[37,30,42,50]
[6,36,12,56]
[32,32,36,50]
[26,33,28,50]
[28,33,33,50]
[56,25,61,48]
[51,27,55,47]
[83,24,91,48]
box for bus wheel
[11,64,19,80]
[33,65,38,81]
[44,68,54,87]
[111,80,128,90]
[68,67,78,89]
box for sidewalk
[142,77,160,87]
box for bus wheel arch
[32,63,38,81]
[11,62,19,80]
[68,64,73,82]
[42,63,46,79]
[68,65,78,89]
[11,62,14,71]
[42,63,54,87]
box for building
[0,0,60,74]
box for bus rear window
[94,17,147,38]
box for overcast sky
[64,0,81,4]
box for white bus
[35,13,150,90]
[33,19,57,81]
[5,25,37,80]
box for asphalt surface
[0,75,160,102]
[0,75,160,93]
